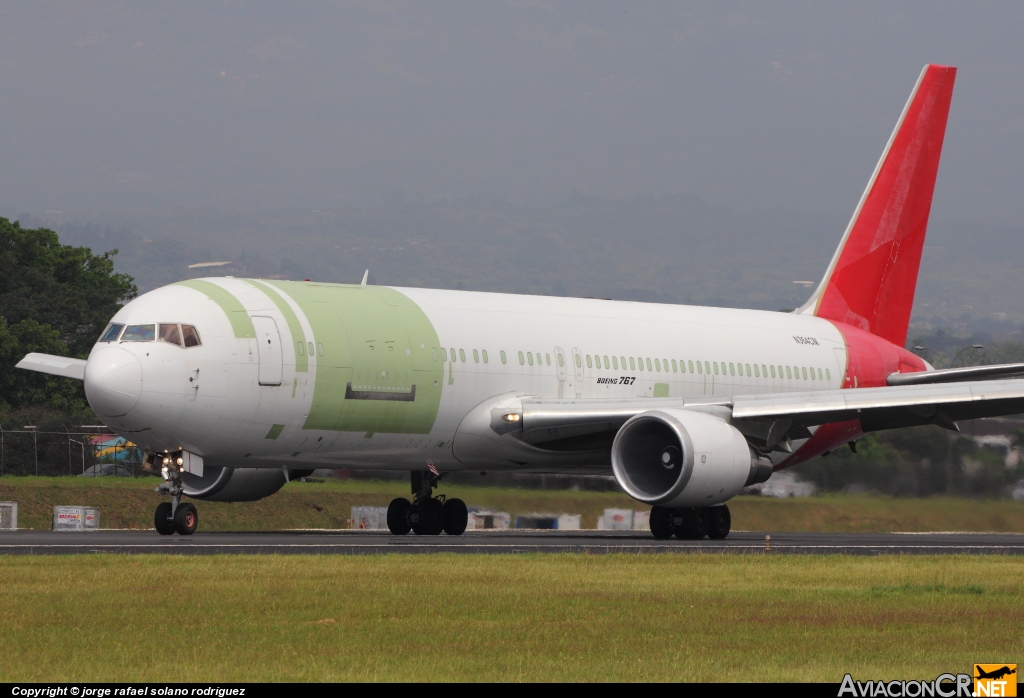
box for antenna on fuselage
[360,269,369,286]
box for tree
[0,217,136,411]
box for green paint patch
[653,382,669,397]
[175,280,256,339]
[265,424,285,440]
[245,279,307,372]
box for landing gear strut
[649,504,730,540]
[387,470,468,536]
[150,452,199,536]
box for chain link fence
[0,427,144,477]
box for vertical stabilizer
[798,64,956,348]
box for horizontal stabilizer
[16,353,87,380]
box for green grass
[3,476,1024,532]
[1,554,1021,681]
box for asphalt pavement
[1,529,1023,555]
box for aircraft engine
[181,466,311,502]
[611,409,771,507]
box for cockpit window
[121,324,155,342]
[99,323,124,342]
[159,324,182,346]
[181,325,201,348]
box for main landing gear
[387,470,468,536]
[649,504,730,540]
[149,452,199,536]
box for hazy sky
[2,2,1023,225]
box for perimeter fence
[0,427,144,477]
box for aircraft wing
[494,378,1024,451]
[16,352,87,380]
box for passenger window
[762,364,768,377]
[729,363,735,376]
[317,342,324,356]
[121,324,155,342]
[546,354,551,366]
[432,347,438,361]
[810,367,815,380]
[482,349,488,364]
[646,358,652,371]
[826,369,831,380]
[459,349,466,362]
[629,357,635,370]
[520,351,526,365]
[442,348,449,362]
[586,355,593,368]
[654,359,661,372]
[778,365,783,378]
[157,323,181,346]
[770,365,776,378]
[818,368,823,380]
[603,356,609,368]
[802,367,808,380]
[663,358,669,371]
[557,353,563,367]
[612,356,619,369]
[528,352,534,366]
[500,350,507,364]
[99,323,124,342]
[689,361,695,373]
[786,366,792,379]
[450,348,456,362]
[713,362,719,375]
[473,349,479,363]
[744,364,750,376]
[753,364,759,377]
[704,361,710,374]
[298,341,305,356]
[308,341,315,357]
[620,356,627,369]
[672,359,678,372]
[575,354,582,368]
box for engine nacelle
[611,409,768,507]
[181,466,309,502]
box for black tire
[154,502,174,535]
[707,505,731,539]
[649,506,673,539]
[412,498,444,535]
[442,498,469,535]
[387,497,412,535]
[674,508,709,540]
[173,503,198,536]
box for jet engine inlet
[181,466,294,502]
[611,409,756,507]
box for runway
[1,529,1023,555]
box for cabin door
[252,316,283,386]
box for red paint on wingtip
[814,65,956,348]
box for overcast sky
[2,2,1023,226]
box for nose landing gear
[387,470,468,536]
[649,504,731,540]
[149,452,199,536]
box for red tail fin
[799,64,956,348]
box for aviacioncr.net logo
[839,673,973,697]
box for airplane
[17,63,1024,539]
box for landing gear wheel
[411,497,444,535]
[154,502,174,535]
[387,497,412,535]
[673,508,709,540]
[707,505,731,539]
[649,506,673,539]
[442,498,468,535]
[173,503,198,536]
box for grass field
[1,553,1021,681]
[3,476,1024,532]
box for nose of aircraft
[84,346,143,417]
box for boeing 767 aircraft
[18,64,1024,538]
